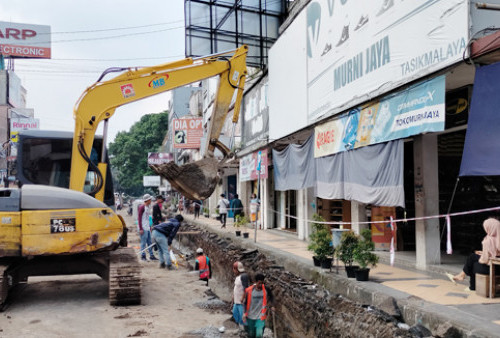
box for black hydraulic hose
[77,140,104,196]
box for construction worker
[232,261,250,327]
[194,248,212,285]
[242,273,274,338]
[151,214,183,269]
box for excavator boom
[70,46,248,200]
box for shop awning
[273,135,405,207]
[273,135,316,191]
[316,139,405,207]
[460,62,500,176]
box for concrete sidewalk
[186,213,500,337]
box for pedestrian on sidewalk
[217,193,230,228]
[151,214,184,270]
[249,193,260,229]
[232,261,250,328]
[152,195,167,226]
[138,194,157,261]
[193,199,202,219]
[451,217,500,291]
[242,273,274,338]
[230,194,244,222]
[194,248,212,286]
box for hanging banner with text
[314,75,445,158]
[172,117,203,149]
[147,152,173,165]
[306,0,467,123]
[239,149,268,182]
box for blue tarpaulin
[460,62,500,176]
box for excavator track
[109,247,141,306]
[0,264,9,308]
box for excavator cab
[15,130,115,207]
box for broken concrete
[180,224,415,337]
[181,222,497,338]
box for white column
[305,187,316,240]
[414,134,441,269]
[297,189,306,240]
[351,201,368,235]
[279,191,286,229]
[261,178,269,229]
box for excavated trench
[178,223,421,338]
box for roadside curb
[189,218,497,337]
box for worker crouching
[194,247,212,286]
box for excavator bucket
[150,157,221,200]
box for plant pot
[320,257,333,269]
[243,232,249,238]
[354,268,370,281]
[204,214,209,218]
[235,230,241,236]
[312,256,321,267]
[345,265,359,278]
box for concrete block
[475,273,489,298]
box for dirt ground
[0,211,238,338]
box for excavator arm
[69,46,248,201]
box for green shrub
[234,214,250,228]
[353,228,379,269]
[336,231,360,267]
[307,214,333,261]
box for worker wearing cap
[152,214,184,270]
[194,248,212,286]
[138,194,157,261]
[232,261,250,327]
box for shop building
[232,0,500,269]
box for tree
[108,111,169,196]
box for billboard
[10,117,40,147]
[143,176,161,187]
[8,71,27,108]
[147,152,173,165]
[242,76,269,148]
[306,0,468,123]
[239,149,268,182]
[0,21,51,59]
[314,76,445,158]
[172,117,203,149]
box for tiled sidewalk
[187,212,500,331]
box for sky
[1,0,188,143]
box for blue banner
[314,76,445,158]
[460,63,500,176]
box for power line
[43,21,187,35]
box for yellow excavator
[0,46,248,307]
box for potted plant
[234,215,250,238]
[234,214,245,236]
[353,229,379,281]
[203,207,209,218]
[307,214,333,269]
[336,231,360,277]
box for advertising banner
[10,117,40,146]
[371,206,397,251]
[314,75,445,157]
[242,77,269,147]
[239,149,268,182]
[306,0,467,123]
[147,152,173,165]
[172,117,203,149]
[0,21,51,59]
